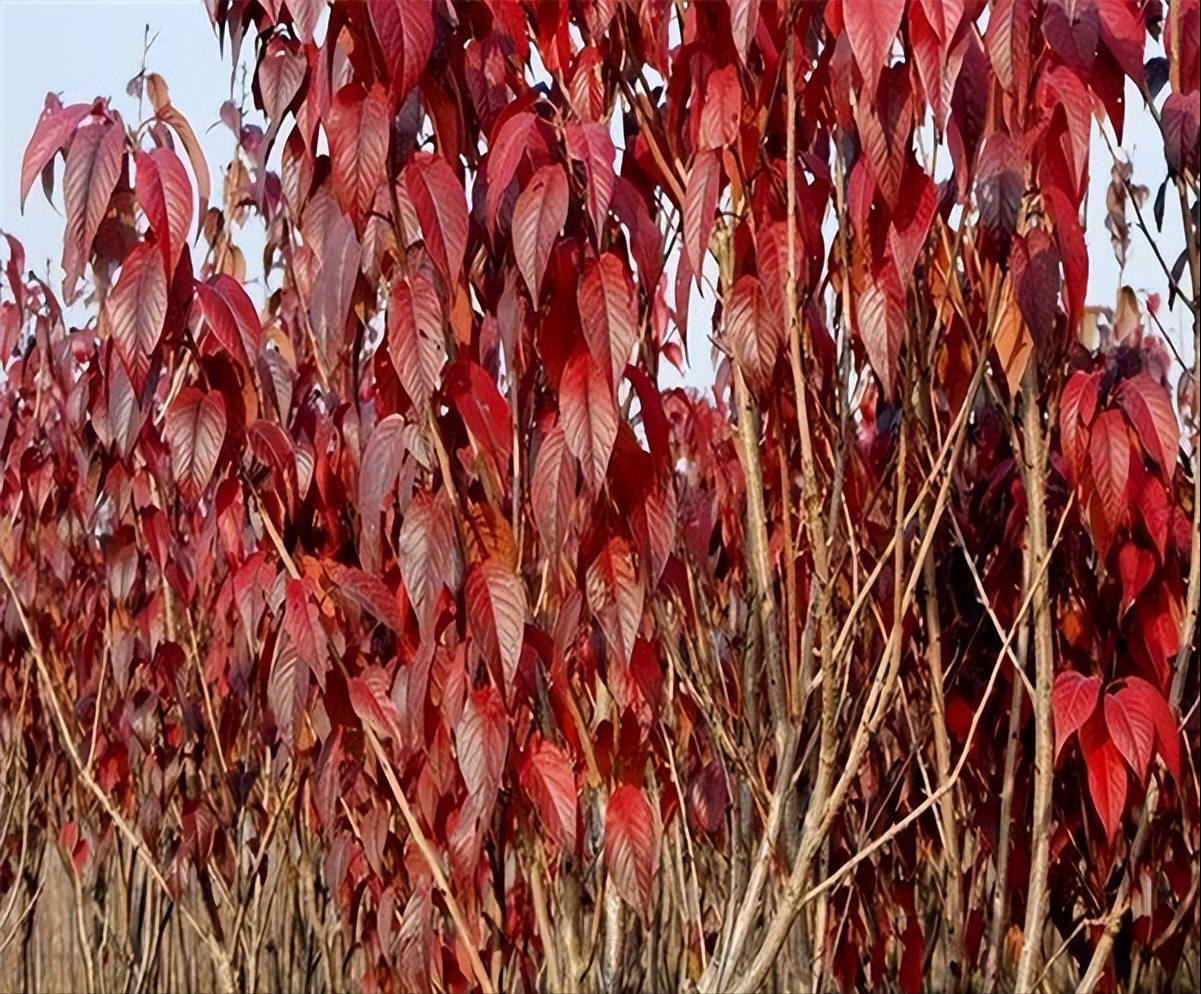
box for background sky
[0,0,1194,394]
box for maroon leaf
[285,576,330,688]
[1042,0,1100,70]
[1089,409,1131,531]
[1052,670,1101,759]
[604,785,658,923]
[358,414,409,574]
[484,111,539,235]
[326,563,403,633]
[405,153,469,286]
[397,489,457,640]
[974,132,1023,245]
[62,117,124,297]
[1161,92,1201,177]
[560,350,618,494]
[586,536,643,669]
[513,164,569,302]
[856,263,906,400]
[1104,682,1156,780]
[580,253,639,392]
[566,122,616,241]
[107,241,167,386]
[683,148,721,283]
[1119,371,1179,480]
[327,82,390,228]
[135,149,193,274]
[699,65,741,149]
[165,387,226,502]
[368,0,435,106]
[388,272,445,410]
[349,666,404,742]
[20,96,92,211]
[1121,676,1182,782]
[724,275,781,391]
[268,643,307,748]
[310,211,361,367]
[519,737,578,853]
[1012,228,1061,350]
[196,274,260,370]
[531,424,578,557]
[1079,712,1127,842]
[728,0,759,66]
[456,685,508,811]
[466,558,527,695]
[1117,542,1156,613]
[844,0,905,98]
[444,359,513,472]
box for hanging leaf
[683,148,721,284]
[107,241,167,387]
[559,350,618,494]
[456,685,509,812]
[604,784,658,923]
[579,253,640,392]
[404,153,469,286]
[368,0,435,106]
[513,164,569,302]
[135,149,193,274]
[566,122,616,241]
[62,117,124,297]
[1089,409,1131,531]
[518,737,578,853]
[1104,683,1156,780]
[388,272,445,411]
[1118,371,1179,480]
[1052,670,1101,760]
[531,424,578,558]
[465,558,527,695]
[285,576,330,688]
[397,489,457,640]
[165,388,227,503]
[358,414,409,574]
[327,83,390,229]
[856,263,906,400]
[1079,712,1127,842]
[19,96,92,211]
[844,0,906,98]
[586,536,644,669]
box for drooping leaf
[465,558,527,695]
[519,737,578,853]
[358,414,409,574]
[1052,670,1101,759]
[559,350,619,494]
[135,149,193,274]
[856,263,906,400]
[579,253,639,392]
[257,35,307,121]
[455,685,508,812]
[586,536,644,669]
[165,387,227,502]
[1104,682,1156,780]
[368,0,435,106]
[1120,676,1182,782]
[1012,228,1061,351]
[1117,542,1156,613]
[1118,371,1179,480]
[844,0,906,98]
[309,211,362,367]
[1089,409,1131,531]
[699,65,741,149]
[19,95,92,211]
[513,164,569,302]
[62,117,124,297]
[531,424,578,559]
[388,272,445,411]
[444,359,513,472]
[404,153,469,286]
[107,241,167,386]
[566,122,616,241]
[397,489,457,640]
[327,83,390,229]
[724,275,781,391]
[1079,711,1127,842]
[683,148,721,283]
[974,131,1024,246]
[285,576,330,688]
[325,562,403,634]
[484,111,539,235]
[604,784,658,923]
[349,666,404,742]
[196,274,260,370]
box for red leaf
[531,424,578,557]
[844,0,905,98]
[258,35,307,121]
[397,489,457,640]
[728,0,759,66]
[107,241,167,387]
[1060,369,1099,484]
[1117,542,1156,613]
[135,149,193,274]
[268,643,307,748]
[20,96,92,211]
[519,737,578,853]
[724,277,781,392]
[456,686,508,812]
[1120,676,1182,782]
[683,148,721,282]
[887,162,936,283]
[1042,0,1100,71]
[388,272,445,410]
[975,132,1024,245]
[1104,683,1156,780]
[566,122,616,241]
[699,65,741,149]
[404,153,469,286]
[484,112,540,235]
[586,536,644,669]
[1042,186,1088,335]
[1097,0,1147,83]
[349,666,404,743]
[1119,371,1179,480]
[310,211,361,367]
[196,274,261,369]
[1079,712,1127,842]
[856,263,906,400]
[165,387,226,502]
[1052,670,1101,760]
[1089,409,1131,531]
[328,83,390,228]
[1162,92,1201,177]
[580,253,639,392]
[326,562,403,633]
[465,558,527,695]
[1012,228,1061,350]
[560,350,619,494]
[604,784,658,923]
[62,118,124,297]
[155,103,211,221]
[368,0,435,105]
[285,577,330,688]
[444,359,513,471]
[986,0,1034,94]
[513,164,569,302]
[358,414,409,574]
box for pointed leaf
[108,241,167,385]
[580,253,639,392]
[1089,409,1131,530]
[328,82,390,228]
[513,164,569,302]
[165,387,226,502]
[388,272,445,410]
[397,489,456,640]
[466,558,527,694]
[135,149,193,274]
[285,577,330,688]
[405,153,469,285]
[456,685,508,811]
[62,118,124,296]
[1104,683,1156,780]
[683,148,721,283]
[566,122,616,241]
[1079,712,1127,842]
[560,350,618,493]
[604,784,658,923]
[1052,671,1101,759]
[519,737,578,853]
[1119,371,1179,479]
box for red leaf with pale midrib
[519,737,578,854]
[1089,409,1131,531]
[580,253,639,393]
[1052,671,1101,760]
[165,387,227,503]
[560,350,618,494]
[108,242,167,387]
[327,83,390,229]
[513,164,569,302]
[605,784,658,923]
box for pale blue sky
[0,1,1193,391]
